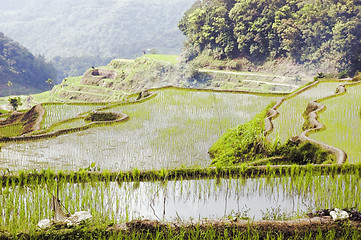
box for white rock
[38,211,92,228]
[38,219,52,229]
[64,218,75,227]
[72,211,92,222]
[330,208,349,220]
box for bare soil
[0,104,44,135]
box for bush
[85,111,118,122]
[338,69,349,79]
[274,140,334,165]
[317,72,325,78]
[8,97,22,111]
[209,104,272,166]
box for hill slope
[0,32,56,97]
[11,54,305,106]
[0,0,195,59]
[179,0,361,75]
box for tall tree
[179,0,361,74]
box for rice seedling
[49,118,87,131]
[310,83,361,163]
[1,170,361,237]
[268,82,343,144]
[42,103,107,129]
[0,89,279,171]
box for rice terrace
[1,0,361,238]
[0,52,360,239]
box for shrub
[85,111,118,121]
[273,140,335,165]
[209,104,273,166]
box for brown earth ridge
[0,104,44,135]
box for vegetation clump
[179,0,361,74]
[8,97,22,111]
[85,111,119,122]
[209,103,335,166]
[209,106,270,166]
[273,140,335,165]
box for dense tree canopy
[179,0,361,73]
[0,32,56,97]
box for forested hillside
[0,0,195,58]
[0,0,195,79]
[0,32,56,97]
[179,0,361,74]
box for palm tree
[6,81,12,96]
[46,78,53,91]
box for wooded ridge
[179,0,361,74]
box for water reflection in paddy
[0,90,279,171]
[2,174,361,231]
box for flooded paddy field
[268,82,343,143]
[0,89,280,171]
[311,83,361,163]
[1,173,360,232]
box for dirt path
[31,104,45,132]
[20,104,45,134]
[199,69,301,87]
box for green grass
[30,91,52,104]
[143,54,179,64]
[209,105,271,166]
[0,123,24,137]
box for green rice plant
[0,89,279,172]
[268,82,343,144]
[310,83,361,163]
[41,103,106,129]
[5,170,361,239]
[50,118,87,131]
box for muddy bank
[0,104,44,135]
[5,217,361,240]
[264,80,358,164]
[298,100,347,164]
[119,217,360,235]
